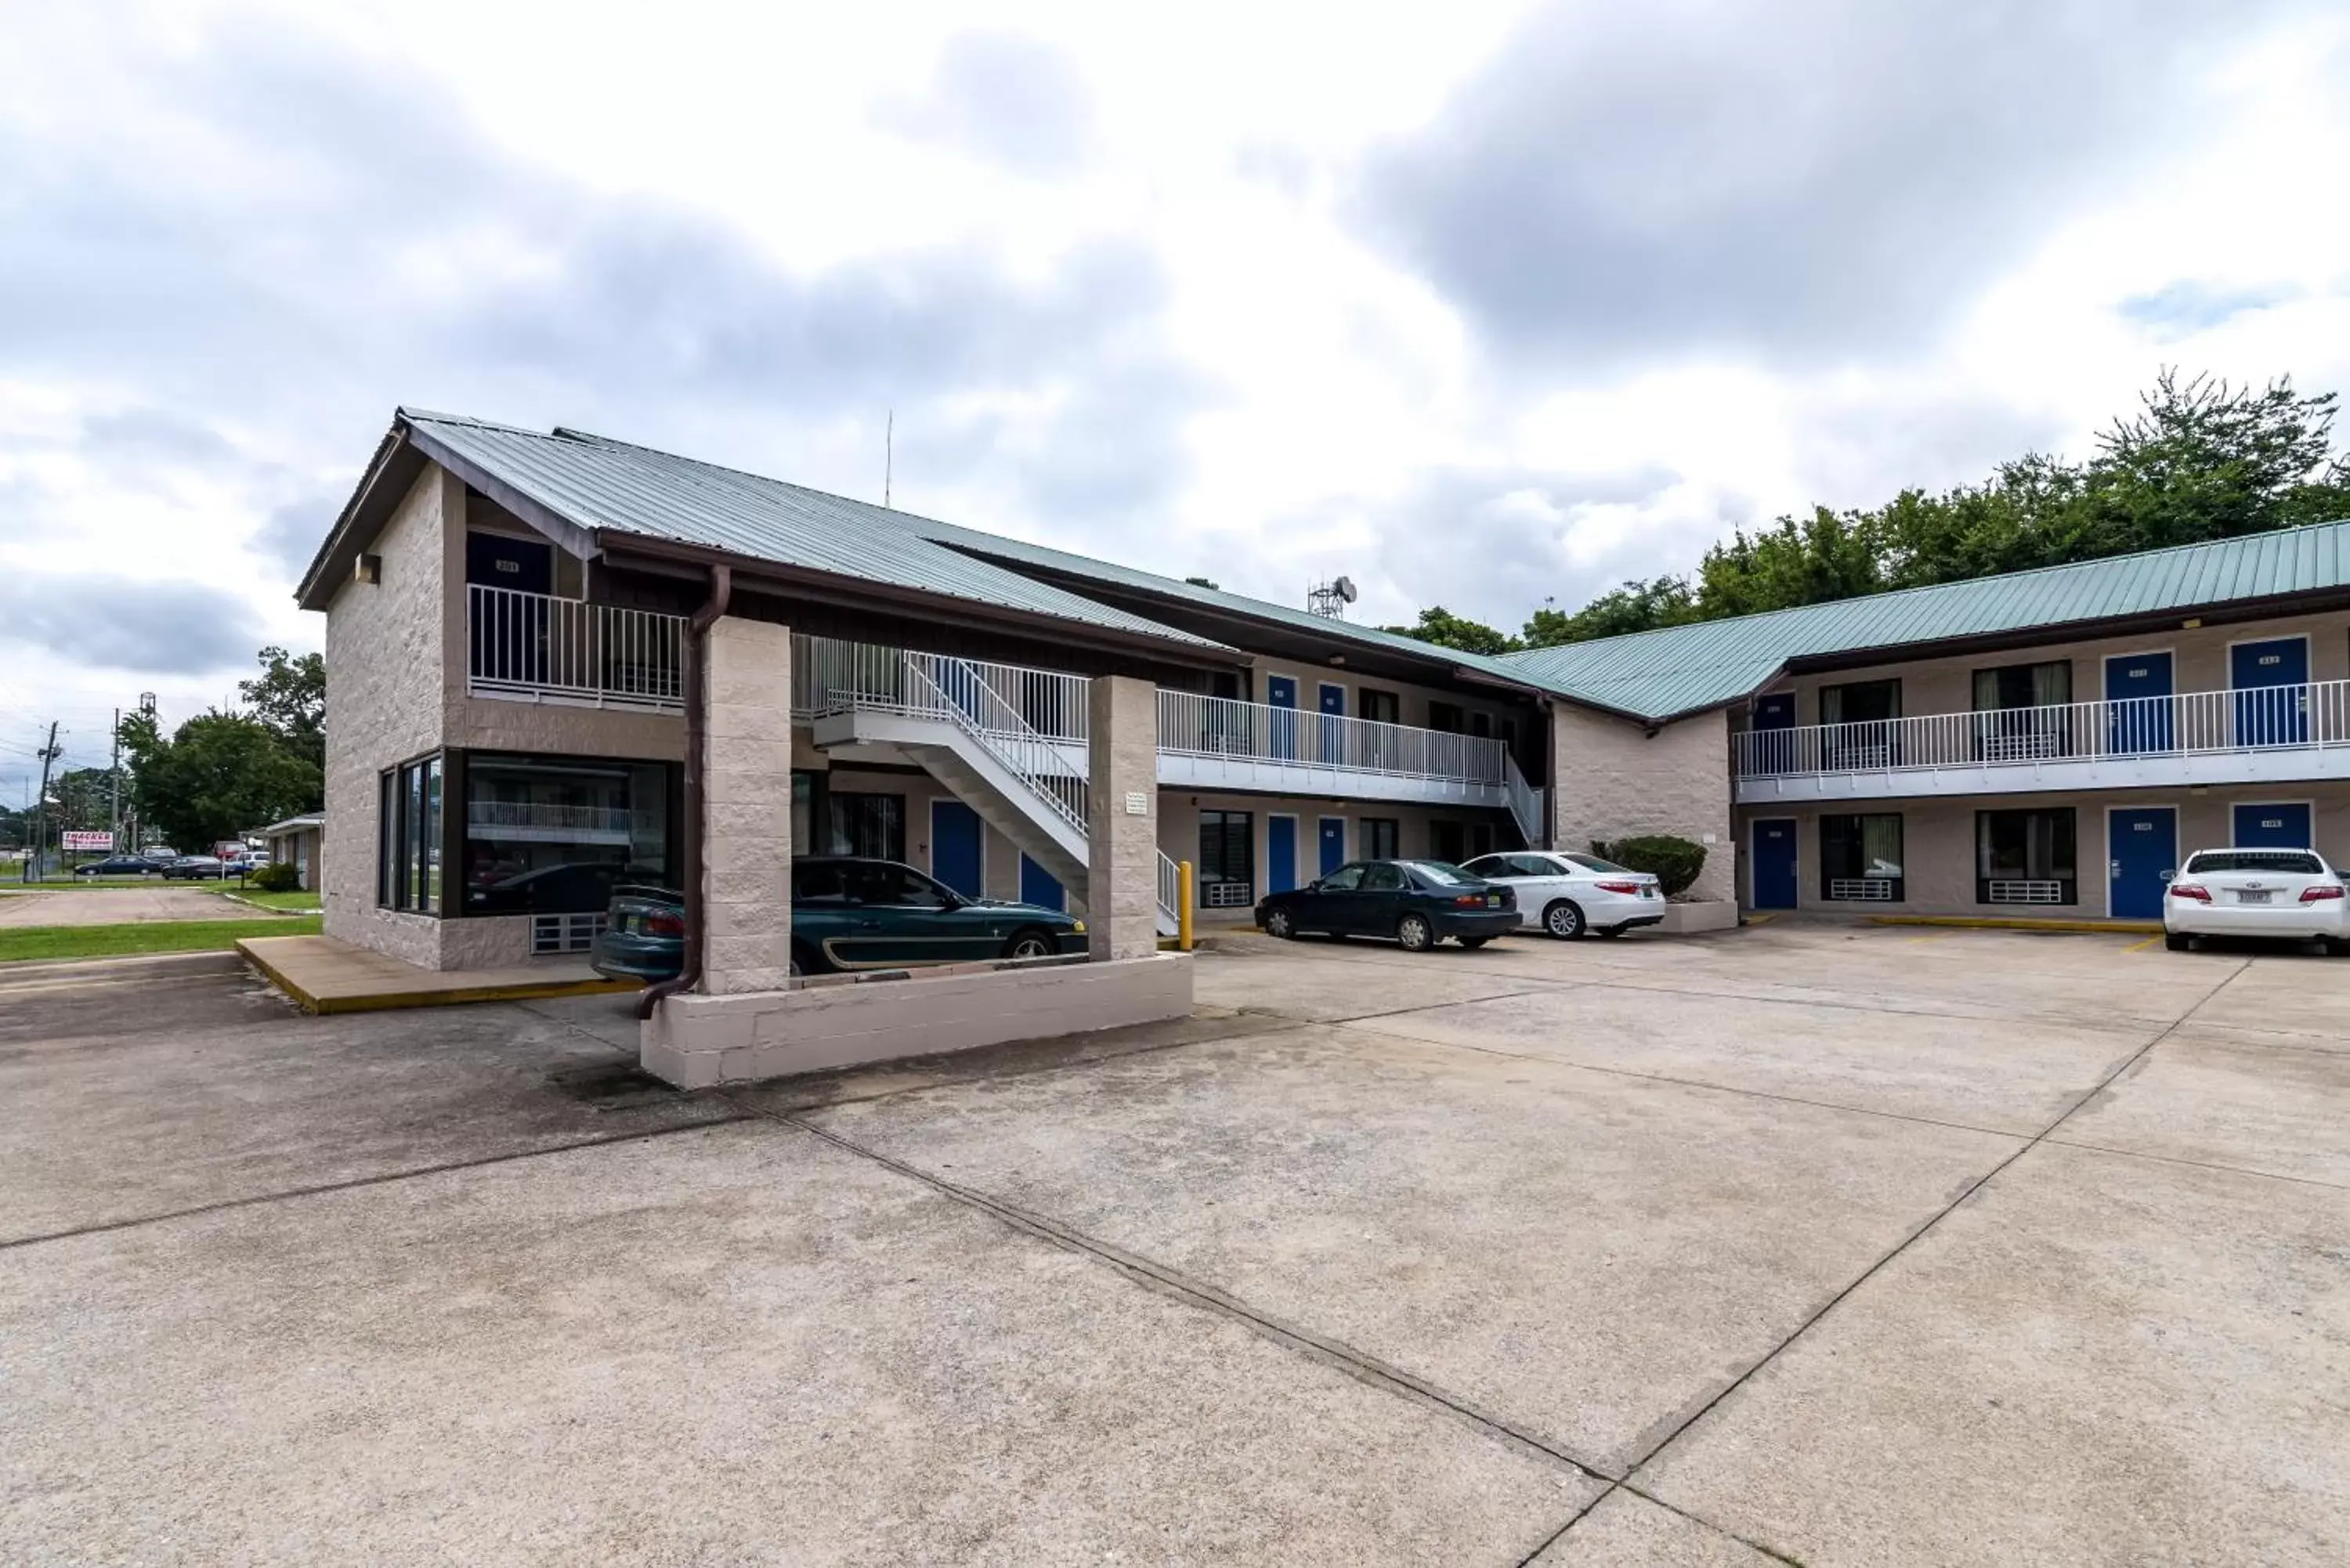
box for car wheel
[1542,899,1585,940]
[2164,933,2191,952]
[1264,907,1296,940]
[1003,929,1057,960]
[1397,912,1436,952]
[1458,935,1491,949]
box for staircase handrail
[1502,753,1545,847]
[901,655,1090,842]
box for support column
[703,616,794,994]
[1086,674,1159,961]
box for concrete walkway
[2,923,2344,1564]
[238,933,638,1013]
[0,886,272,927]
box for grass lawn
[0,917,322,963]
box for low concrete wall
[1654,900,1740,934]
[641,952,1195,1088]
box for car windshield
[1564,854,1632,873]
[1401,861,1476,885]
[2185,851,2326,876]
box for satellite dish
[1335,576,1358,603]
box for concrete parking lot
[2,922,2345,1565]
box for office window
[1820,678,1900,727]
[1358,690,1399,724]
[1821,814,1904,901]
[377,753,443,914]
[1976,808,2077,905]
[1362,818,1400,860]
[1430,820,1466,864]
[1820,679,1902,768]
[1198,810,1253,908]
[826,792,905,861]
[1972,660,2072,760]
[1427,701,1465,733]
[463,754,673,916]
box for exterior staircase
[801,644,1181,935]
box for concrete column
[702,616,794,994]
[1086,674,1159,961]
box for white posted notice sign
[63,831,116,853]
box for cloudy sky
[5,0,2348,800]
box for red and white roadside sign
[63,831,116,853]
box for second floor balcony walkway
[1735,681,2350,803]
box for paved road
[0,886,263,927]
[1,923,2344,1564]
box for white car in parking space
[1459,851,1665,939]
[2164,847,2350,953]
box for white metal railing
[467,801,655,836]
[794,637,1090,744]
[1736,681,2350,782]
[1985,880,2068,905]
[467,585,685,709]
[900,655,1090,837]
[1155,690,1509,786]
[1158,851,1181,928]
[1503,753,1545,846]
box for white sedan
[1459,851,1665,939]
[2164,847,2350,953]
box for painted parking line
[2122,934,2166,953]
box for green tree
[1515,369,2350,638]
[238,645,327,771]
[118,710,320,854]
[1522,575,1697,647]
[51,767,118,833]
[1379,605,1524,656]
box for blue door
[1750,692,1796,774]
[2108,807,2176,919]
[1018,852,1065,910]
[2232,637,2308,746]
[2104,651,2174,754]
[2232,802,2312,849]
[1267,816,1299,894]
[1266,675,1298,759]
[1318,817,1347,876]
[930,799,984,898]
[1752,818,1799,909]
[1318,682,1346,765]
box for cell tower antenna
[1306,576,1358,620]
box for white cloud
[1,0,2346,804]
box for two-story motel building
[296,408,2350,973]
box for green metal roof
[395,410,1229,653]
[1499,519,2350,720]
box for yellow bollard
[1178,861,1195,952]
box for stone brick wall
[1087,675,1160,959]
[1551,703,1737,904]
[320,465,461,968]
[702,617,795,992]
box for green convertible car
[590,855,1087,981]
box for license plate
[1487,894,1502,909]
[2236,891,2272,905]
[1640,887,1658,899]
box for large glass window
[463,754,674,916]
[1820,679,1902,768]
[1821,813,1904,901]
[826,792,905,860]
[378,754,443,914]
[1362,818,1400,860]
[1198,809,1254,908]
[1972,660,2073,760]
[1976,808,2077,905]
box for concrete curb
[1867,914,2164,935]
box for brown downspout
[638,564,732,1019]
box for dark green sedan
[590,856,1087,981]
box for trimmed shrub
[248,860,302,893]
[1593,835,1708,899]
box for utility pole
[110,706,121,846]
[28,721,60,883]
